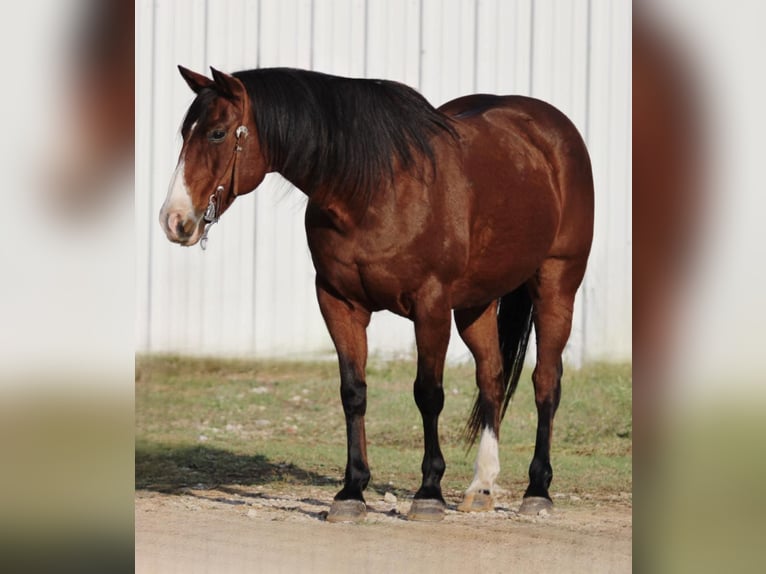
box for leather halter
[200,124,249,250]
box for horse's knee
[413,379,444,415]
[338,353,367,416]
[340,379,367,416]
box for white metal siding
[136,0,631,363]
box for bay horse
[159,66,593,522]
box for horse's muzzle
[160,210,201,245]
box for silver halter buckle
[203,193,217,222]
[200,186,224,251]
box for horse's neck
[292,139,459,227]
[302,181,367,231]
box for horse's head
[159,66,266,246]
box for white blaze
[162,158,193,215]
[466,427,500,493]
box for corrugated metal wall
[136,0,631,364]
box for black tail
[463,285,534,445]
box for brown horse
[159,66,593,522]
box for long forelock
[180,88,218,140]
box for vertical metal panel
[474,0,533,95]
[313,0,367,76]
[582,0,632,362]
[147,0,207,356]
[366,0,421,84]
[420,0,478,105]
[137,0,632,364]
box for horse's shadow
[136,443,411,519]
[135,443,339,492]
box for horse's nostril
[166,212,192,240]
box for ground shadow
[136,443,340,493]
[136,442,416,502]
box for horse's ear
[178,65,214,94]
[210,67,247,101]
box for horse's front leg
[316,280,372,523]
[408,288,452,521]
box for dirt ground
[135,486,631,573]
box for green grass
[136,356,631,499]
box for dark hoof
[408,499,446,521]
[518,496,553,516]
[457,491,494,513]
[326,499,367,523]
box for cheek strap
[200,125,249,250]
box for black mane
[229,68,458,204]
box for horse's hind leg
[520,257,586,515]
[316,281,372,523]
[454,302,504,512]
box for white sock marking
[466,427,500,494]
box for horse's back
[440,93,583,146]
[440,93,593,257]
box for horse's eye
[208,129,226,142]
